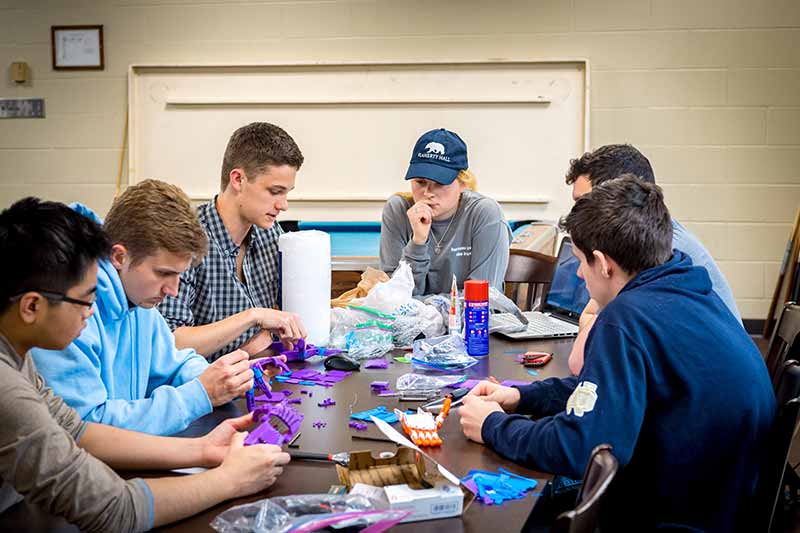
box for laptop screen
[544,239,590,317]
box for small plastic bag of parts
[411,334,478,371]
[210,493,409,533]
[344,321,394,360]
[487,286,528,334]
[395,372,466,392]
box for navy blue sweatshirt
[482,252,775,531]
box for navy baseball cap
[404,128,469,185]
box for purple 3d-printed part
[287,398,302,404]
[500,380,530,388]
[246,389,255,411]
[300,390,309,395]
[378,390,397,397]
[251,356,291,376]
[312,420,327,429]
[448,378,481,390]
[269,338,344,362]
[370,380,389,390]
[363,358,389,369]
[348,421,368,431]
[255,390,291,403]
[318,398,336,407]
[244,403,304,446]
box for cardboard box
[335,417,475,522]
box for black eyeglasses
[9,290,95,308]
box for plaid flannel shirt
[158,197,281,361]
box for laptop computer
[492,237,591,340]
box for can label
[464,300,489,356]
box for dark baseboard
[743,319,765,336]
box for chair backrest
[752,360,800,532]
[504,249,557,311]
[552,444,619,533]
[765,302,800,384]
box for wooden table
[1,336,574,532]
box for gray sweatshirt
[0,334,153,532]
[380,190,512,296]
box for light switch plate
[0,98,45,118]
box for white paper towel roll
[278,230,331,346]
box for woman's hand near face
[407,201,433,245]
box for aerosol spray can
[464,279,489,356]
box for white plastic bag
[362,261,414,314]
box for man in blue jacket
[459,175,775,531]
[32,180,276,436]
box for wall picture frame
[51,25,104,70]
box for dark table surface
[1,335,574,532]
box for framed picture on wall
[51,25,104,70]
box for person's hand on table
[198,413,255,467]
[199,350,254,407]
[467,380,521,412]
[252,308,306,350]
[459,395,505,444]
[212,431,291,498]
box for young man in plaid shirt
[159,122,306,361]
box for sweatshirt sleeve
[0,371,153,533]
[146,312,210,391]
[465,198,512,291]
[32,315,212,437]
[480,324,647,478]
[379,195,431,295]
[514,376,579,418]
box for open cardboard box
[335,417,475,522]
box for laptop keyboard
[491,312,579,338]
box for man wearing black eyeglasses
[0,197,289,532]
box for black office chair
[751,360,800,532]
[505,249,557,312]
[764,302,800,385]
[550,444,619,533]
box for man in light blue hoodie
[32,180,263,436]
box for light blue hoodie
[31,204,212,436]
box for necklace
[431,211,458,255]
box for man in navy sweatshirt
[459,175,775,531]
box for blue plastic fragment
[527,369,539,377]
[350,405,399,424]
[461,468,538,506]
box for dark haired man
[0,198,289,532]
[458,177,774,531]
[565,143,740,374]
[160,122,307,361]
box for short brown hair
[560,174,672,275]
[220,122,304,190]
[104,179,208,266]
[565,144,655,186]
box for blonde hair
[105,179,208,266]
[396,169,477,201]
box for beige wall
[1,0,799,320]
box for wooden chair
[551,444,619,533]
[765,302,800,385]
[751,360,800,532]
[504,249,557,312]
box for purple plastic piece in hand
[244,403,304,446]
[251,356,291,376]
[318,397,336,407]
[269,338,344,362]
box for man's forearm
[79,423,209,470]
[173,309,257,355]
[147,469,232,527]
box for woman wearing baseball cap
[379,128,512,296]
